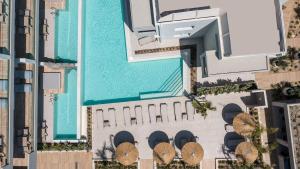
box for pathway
[255,71,300,89]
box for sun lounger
[115,108,125,127]
[17,16,32,27]
[123,107,131,126]
[18,9,31,16]
[17,127,30,137]
[155,105,162,123]
[15,84,32,93]
[186,101,195,121]
[138,36,156,46]
[102,109,110,128]
[160,103,168,123]
[0,99,7,112]
[17,27,30,35]
[148,104,157,123]
[0,80,8,92]
[95,109,104,128]
[0,2,2,14]
[108,108,116,127]
[42,120,48,129]
[0,15,5,23]
[167,103,176,122]
[224,124,234,132]
[0,136,3,148]
[15,70,33,80]
[174,102,182,121]
[129,107,137,125]
[135,106,143,125]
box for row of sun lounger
[0,0,8,24]
[95,101,195,129]
[17,9,33,35]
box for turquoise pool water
[54,0,78,140]
[54,69,77,140]
[83,0,183,105]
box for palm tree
[192,100,216,118]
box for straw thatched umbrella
[153,142,175,165]
[181,142,204,166]
[116,142,139,166]
[235,142,258,164]
[233,113,256,136]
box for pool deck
[43,8,55,59]
[91,93,251,168]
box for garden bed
[94,161,137,169]
[157,160,200,169]
[196,81,257,96]
[37,142,88,151]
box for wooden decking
[37,152,93,169]
[255,70,300,89]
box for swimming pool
[82,0,183,105]
[54,69,77,140]
[53,0,78,140]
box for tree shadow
[95,142,115,160]
[148,131,169,149]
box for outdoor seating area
[92,93,258,168]
[16,127,32,153]
[93,98,196,129]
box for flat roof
[156,0,281,56]
[129,0,154,30]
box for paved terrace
[92,93,251,168]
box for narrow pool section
[53,0,78,140]
[82,0,183,105]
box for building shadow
[113,131,135,147]
[174,130,196,149]
[148,131,169,149]
[222,103,242,124]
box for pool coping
[77,0,83,140]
